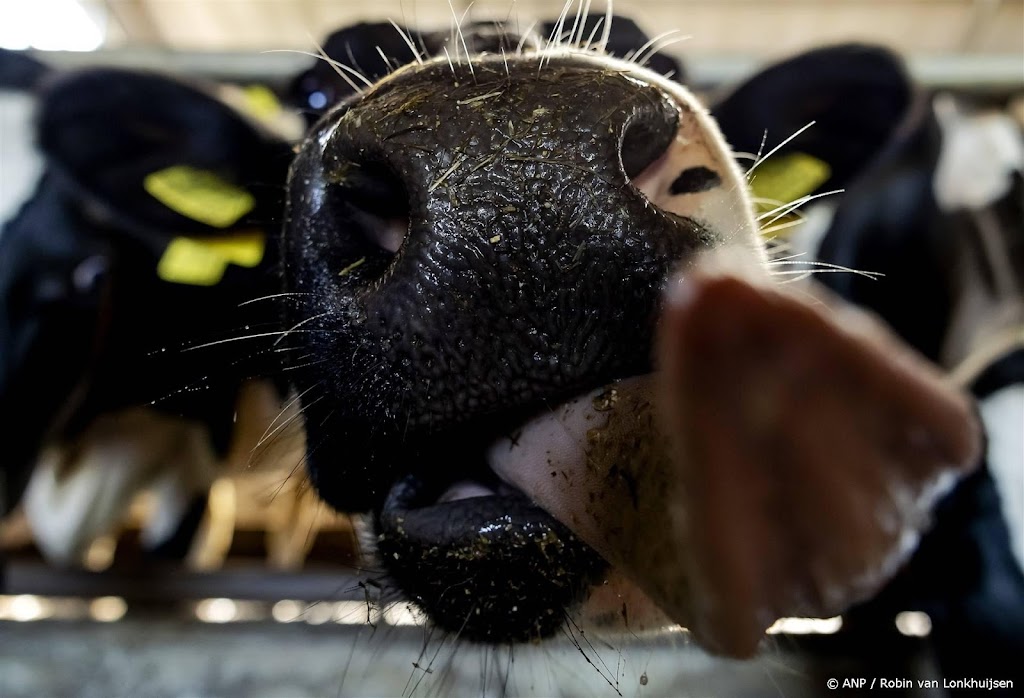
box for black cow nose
[282,54,711,517]
[296,53,684,285]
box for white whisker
[760,217,809,236]
[442,46,457,77]
[515,21,538,54]
[446,0,460,63]
[767,259,884,280]
[773,271,815,284]
[303,35,373,90]
[457,3,476,80]
[375,46,396,73]
[747,121,816,177]
[543,0,575,68]
[758,189,844,226]
[238,292,312,307]
[264,47,370,94]
[765,251,813,264]
[273,311,332,347]
[184,331,291,352]
[501,0,518,26]
[582,17,604,52]
[445,0,476,79]
[281,358,331,373]
[753,129,769,167]
[250,389,321,461]
[581,0,596,46]
[596,1,614,53]
[567,0,590,48]
[631,29,682,67]
[751,195,810,208]
[638,35,692,67]
[258,383,317,436]
[388,18,425,65]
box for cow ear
[711,43,915,203]
[36,67,294,242]
[0,48,51,90]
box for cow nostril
[620,106,679,182]
[327,161,410,257]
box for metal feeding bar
[25,48,1024,92]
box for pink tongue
[488,265,981,658]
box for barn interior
[1,1,1022,696]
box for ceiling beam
[27,47,1024,92]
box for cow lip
[375,419,573,549]
[373,377,623,549]
[378,471,562,549]
[372,407,610,642]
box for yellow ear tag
[240,84,283,122]
[144,165,255,229]
[749,152,832,239]
[157,231,265,286]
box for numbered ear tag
[144,165,255,228]
[157,231,265,286]
[749,152,832,237]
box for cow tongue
[487,266,981,658]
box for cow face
[0,65,296,556]
[282,46,762,641]
[277,25,980,657]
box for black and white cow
[0,60,298,563]
[706,40,1024,678]
[811,86,1024,679]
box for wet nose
[287,55,701,293]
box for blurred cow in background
[815,86,1024,680]
[0,53,305,565]
[712,41,1024,677]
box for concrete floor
[0,618,953,698]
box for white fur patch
[0,90,44,227]
[605,54,767,271]
[933,94,1024,212]
[979,384,1024,572]
[23,408,217,565]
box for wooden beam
[103,0,166,47]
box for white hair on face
[979,384,1024,572]
[23,408,218,565]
